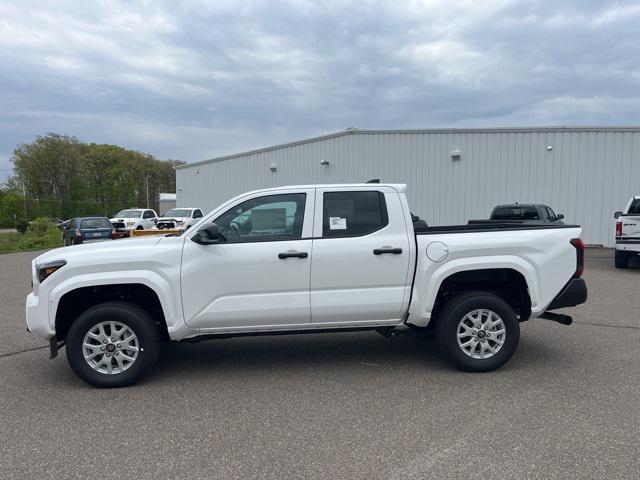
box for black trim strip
[416,224,581,235]
[616,239,640,244]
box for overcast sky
[1,0,639,180]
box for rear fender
[408,256,538,326]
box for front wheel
[437,292,519,372]
[66,302,161,388]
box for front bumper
[547,277,588,310]
[26,292,54,340]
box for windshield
[491,206,539,220]
[81,218,112,229]
[164,209,192,217]
[114,210,141,218]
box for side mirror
[614,211,623,219]
[556,213,564,220]
[192,223,224,245]
[153,218,158,224]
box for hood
[35,236,166,265]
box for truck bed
[414,222,580,234]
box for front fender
[48,270,185,339]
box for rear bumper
[615,239,640,253]
[547,277,588,310]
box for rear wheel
[615,250,629,269]
[437,292,519,372]
[66,302,161,388]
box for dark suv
[469,204,565,226]
[62,217,114,246]
[489,204,565,224]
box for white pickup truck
[614,196,640,268]
[26,183,588,387]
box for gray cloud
[1,0,639,180]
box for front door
[181,189,315,330]
[310,187,412,324]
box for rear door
[310,187,412,324]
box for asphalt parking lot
[0,249,638,479]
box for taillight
[570,238,584,277]
[615,221,622,237]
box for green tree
[9,133,184,220]
[0,189,24,227]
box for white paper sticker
[329,217,347,230]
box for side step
[539,311,573,326]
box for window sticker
[329,217,347,230]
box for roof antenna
[366,178,380,183]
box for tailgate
[620,215,640,238]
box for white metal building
[158,193,176,215]
[176,127,640,247]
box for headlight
[36,260,67,283]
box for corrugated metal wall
[177,128,640,247]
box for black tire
[437,292,520,372]
[615,250,629,269]
[66,302,161,388]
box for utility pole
[145,176,150,209]
[22,177,27,220]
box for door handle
[373,247,403,255]
[278,251,308,259]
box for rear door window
[322,191,388,238]
[628,199,640,215]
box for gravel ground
[0,248,638,479]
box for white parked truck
[614,196,640,268]
[156,207,204,230]
[110,208,158,231]
[26,184,588,387]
